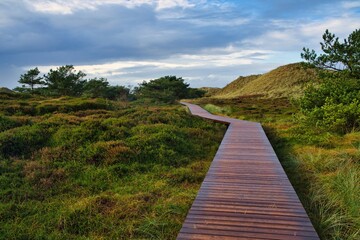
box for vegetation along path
[178,102,319,240]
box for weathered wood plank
[177,102,319,239]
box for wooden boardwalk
[178,102,319,240]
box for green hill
[0,87,14,94]
[199,87,221,97]
[213,63,318,99]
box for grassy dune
[213,63,318,99]
[0,96,226,239]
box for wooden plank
[177,102,319,239]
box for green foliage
[203,104,233,116]
[51,124,98,148]
[0,115,20,132]
[302,29,360,79]
[104,85,130,101]
[18,67,44,92]
[0,124,50,157]
[82,78,130,100]
[134,76,204,103]
[79,141,133,166]
[127,124,193,166]
[0,96,225,239]
[44,65,87,96]
[187,88,206,99]
[83,77,109,98]
[0,97,115,116]
[0,87,14,95]
[15,66,131,100]
[300,28,360,133]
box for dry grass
[213,63,318,99]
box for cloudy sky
[1,0,359,89]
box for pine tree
[301,29,360,79]
[18,67,44,91]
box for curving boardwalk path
[178,102,319,240]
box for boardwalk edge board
[177,102,319,240]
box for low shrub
[127,124,192,166]
[299,78,360,133]
[204,104,233,116]
[0,125,49,157]
[50,121,103,147]
[0,115,19,132]
[79,141,134,165]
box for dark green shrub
[35,104,59,115]
[299,78,360,133]
[0,116,19,132]
[127,124,192,166]
[0,125,49,157]
[1,104,36,116]
[51,122,102,147]
[168,167,205,184]
[134,76,204,103]
[98,126,129,141]
[62,99,112,112]
[35,99,112,115]
[79,141,134,165]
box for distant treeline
[14,65,204,103]
[15,65,129,100]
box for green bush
[51,122,102,147]
[0,116,19,132]
[134,76,204,103]
[35,99,112,115]
[299,78,360,133]
[0,125,50,157]
[1,104,36,116]
[127,124,192,166]
[79,141,134,165]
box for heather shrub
[79,141,134,165]
[127,124,192,166]
[51,121,102,147]
[0,115,19,132]
[0,125,49,157]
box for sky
[1,0,359,89]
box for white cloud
[156,0,194,10]
[25,0,194,15]
[342,1,360,9]
[178,49,271,66]
[35,60,201,77]
[31,45,272,87]
[244,16,360,51]
[180,17,249,27]
[300,18,359,39]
